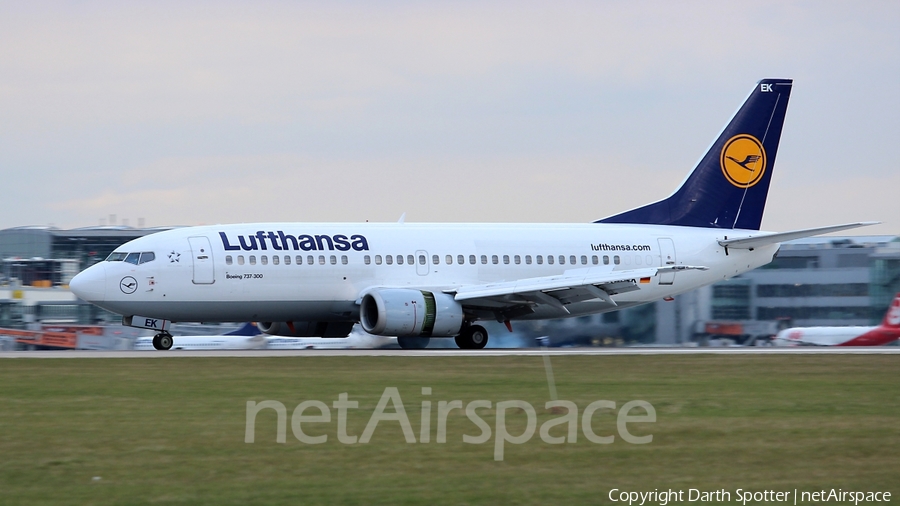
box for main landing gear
[393,324,490,350]
[455,324,488,349]
[152,331,173,351]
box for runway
[1,347,899,358]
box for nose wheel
[152,331,173,351]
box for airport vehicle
[772,294,900,346]
[69,78,874,350]
[133,322,266,350]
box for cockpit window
[139,252,156,264]
[124,252,141,265]
[106,252,128,262]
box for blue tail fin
[599,78,793,230]
[226,322,262,336]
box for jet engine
[257,321,354,338]
[360,288,463,337]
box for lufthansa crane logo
[720,134,766,188]
[120,276,138,294]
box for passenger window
[408,255,415,265]
[446,255,453,265]
[514,255,521,265]
[386,255,393,265]
[624,256,630,265]
[238,255,245,265]
[365,255,371,265]
[249,255,256,265]
[537,255,543,265]
[139,252,156,264]
[635,255,642,265]
[459,255,465,265]
[375,255,383,265]
[125,252,140,265]
[559,255,565,265]
[481,255,487,265]
[226,255,233,265]
[397,255,404,265]
[569,255,576,265]
[319,255,326,265]
[285,255,291,265]
[296,255,302,265]
[433,255,441,265]
[469,255,476,265]
[592,255,599,265]
[525,255,532,265]
[548,255,554,265]
[273,256,279,265]
[614,255,620,265]
[421,255,428,265]
[580,255,587,265]
[261,255,268,265]
[492,255,499,265]
[341,255,348,265]
[330,255,337,265]
[307,255,314,265]
[503,255,509,265]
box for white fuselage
[70,222,778,325]
[773,326,900,347]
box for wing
[446,265,707,321]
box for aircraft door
[658,238,676,285]
[416,250,429,276]
[188,236,215,284]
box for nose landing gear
[152,331,174,351]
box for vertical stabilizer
[881,294,900,328]
[599,79,792,230]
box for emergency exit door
[658,238,676,285]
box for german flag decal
[640,277,651,284]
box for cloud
[0,1,898,232]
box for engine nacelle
[257,321,354,338]
[360,288,464,337]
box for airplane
[772,294,900,346]
[133,322,267,350]
[265,326,396,349]
[69,78,876,350]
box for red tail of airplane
[880,294,900,328]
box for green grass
[0,355,898,505]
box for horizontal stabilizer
[718,222,880,249]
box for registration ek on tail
[70,79,875,350]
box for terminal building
[654,235,900,344]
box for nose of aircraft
[70,263,107,302]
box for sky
[1,1,898,234]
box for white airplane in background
[266,327,396,350]
[70,78,876,350]
[133,322,266,350]
[773,294,900,346]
